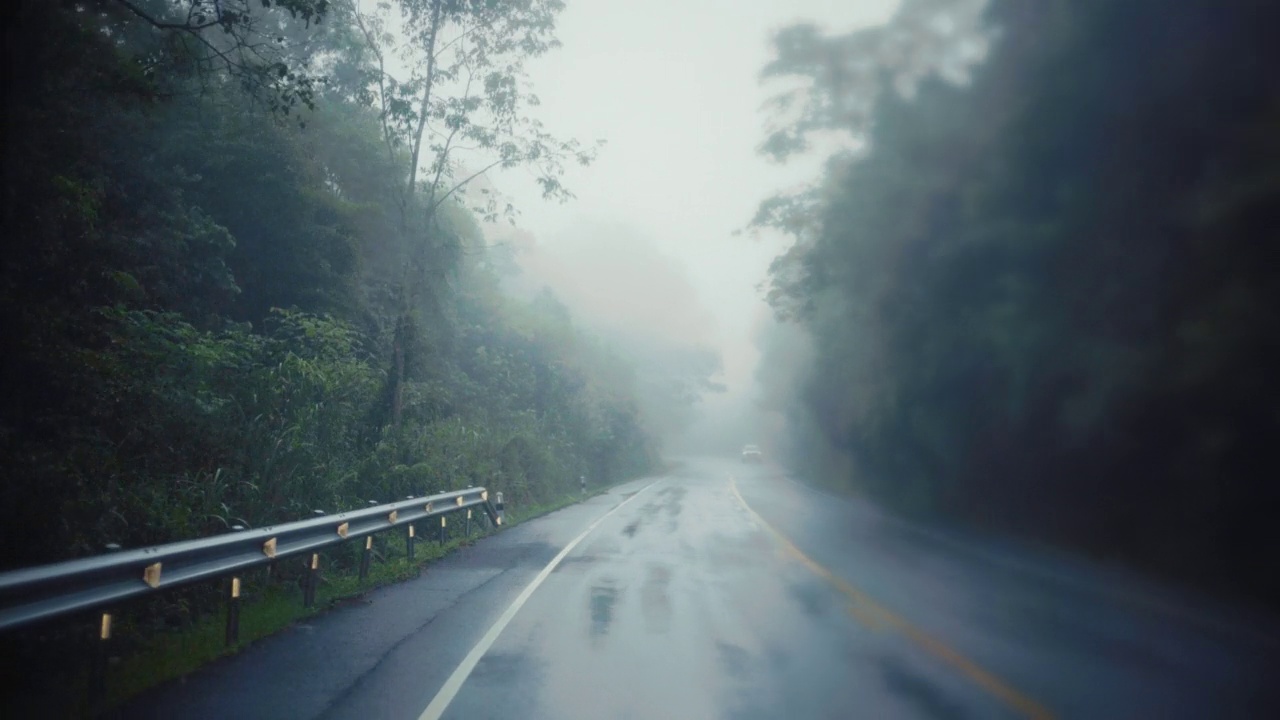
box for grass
[98,488,613,712]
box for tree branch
[114,0,222,31]
[407,0,445,200]
[433,19,492,61]
[345,0,405,216]
[434,158,503,211]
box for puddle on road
[716,641,752,681]
[589,580,620,638]
[471,652,527,680]
[663,486,685,530]
[641,564,673,634]
[556,555,600,569]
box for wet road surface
[119,458,1280,719]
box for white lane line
[417,481,658,720]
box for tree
[330,0,600,425]
[91,0,332,114]
[751,0,1280,606]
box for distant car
[741,444,763,463]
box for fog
[475,0,1280,608]
[480,0,899,453]
[5,2,1280,715]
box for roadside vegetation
[752,0,1280,608]
[0,1,707,715]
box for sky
[486,0,899,402]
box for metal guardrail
[0,487,501,633]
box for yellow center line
[729,477,1055,720]
[844,599,885,630]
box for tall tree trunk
[391,0,443,429]
[392,314,406,427]
[406,0,443,203]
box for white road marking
[417,481,658,720]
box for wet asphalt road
[119,458,1280,719]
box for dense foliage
[0,0,658,570]
[755,0,1280,606]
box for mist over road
[119,459,1280,719]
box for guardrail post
[303,553,319,607]
[225,577,242,645]
[407,523,416,561]
[359,536,373,581]
[88,611,111,712]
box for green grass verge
[101,487,620,711]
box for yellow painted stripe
[729,478,1055,720]
[844,600,885,630]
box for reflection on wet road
[440,466,1041,720]
[122,458,1280,720]
[589,581,618,638]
